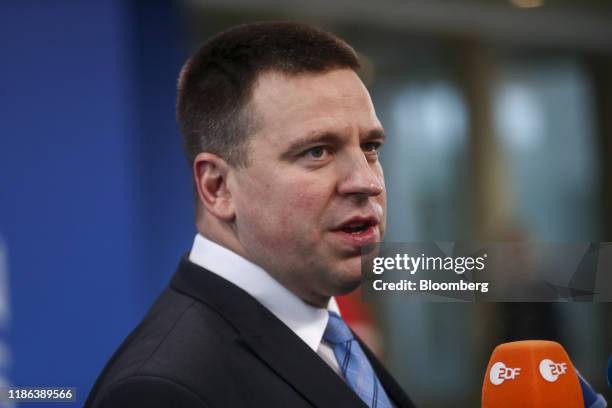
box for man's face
[230,69,386,306]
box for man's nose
[337,153,384,197]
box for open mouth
[334,217,378,236]
[331,216,379,248]
[340,221,374,235]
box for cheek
[237,178,329,248]
[289,174,335,209]
[273,182,328,237]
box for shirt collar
[189,234,340,352]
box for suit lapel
[240,329,367,407]
[171,257,367,407]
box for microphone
[577,370,608,408]
[482,340,606,408]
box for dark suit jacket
[85,257,416,408]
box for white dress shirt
[189,234,343,376]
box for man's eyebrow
[282,132,344,157]
[281,127,386,159]
[364,128,385,142]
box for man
[85,22,415,408]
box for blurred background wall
[1,0,611,406]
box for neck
[197,217,248,259]
[196,218,332,309]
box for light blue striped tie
[323,311,394,408]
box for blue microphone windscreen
[577,370,607,408]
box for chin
[327,267,363,296]
[332,279,362,296]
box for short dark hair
[176,22,361,166]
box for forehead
[248,69,381,141]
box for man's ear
[193,152,235,221]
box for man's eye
[305,146,328,159]
[362,142,382,152]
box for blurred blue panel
[0,0,190,404]
[127,0,193,296]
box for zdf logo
[489,362,521,385]
[539,359,568,382]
